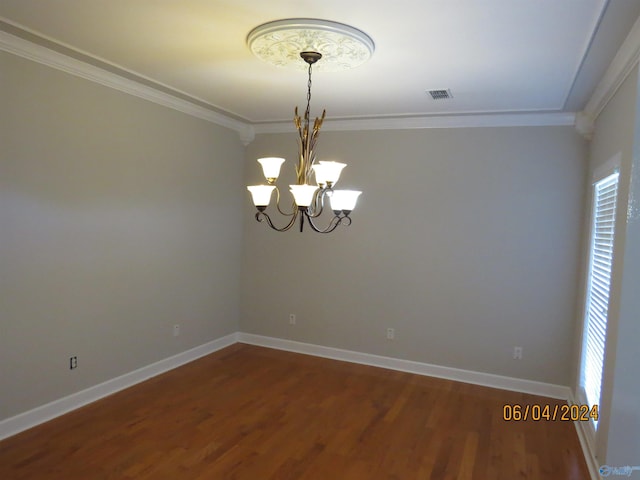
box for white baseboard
[0,332,238,441]
[237,333,572,400]
[0,331,575,444]
[568,390,600,480]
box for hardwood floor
[0,344,590,479]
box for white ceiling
[1,0,640,126]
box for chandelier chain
[305,62,313,124]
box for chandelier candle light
[246,19,374,233]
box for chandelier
[246,19,374,233]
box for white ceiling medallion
[247,19,375,72]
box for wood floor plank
[0,344,590,479]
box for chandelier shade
[330,190,362,214]
[257,157,285,183]
[247,185,276,208]
[312,161,346,187]
[246,19,371,233]
[289,185,319,207]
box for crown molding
[579,14,640,137]
[575,111,596,140]
[254,111,577,135]
[0,30,256,145]
[1,27,582,143]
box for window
[579,167,619,430]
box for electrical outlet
[289,314,296,325]
[173,324,180,337]
[386,328,395,340]
[513,346,523,360]
[69,356,78,370]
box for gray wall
[241,126,587,385]
[0,44,600,428]
[609,103,640,466]
[586,64,640,464]
[0,51,245,420]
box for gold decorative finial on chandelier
[246,19,374,233]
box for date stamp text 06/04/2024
[502,403,599,422]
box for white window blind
[580,171,619,427]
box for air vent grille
[427,89,453,100]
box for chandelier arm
[305,212,348,234]
[255,209,299,232]
[307,188,328,218]
[273,185,296,216]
